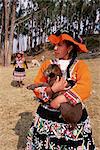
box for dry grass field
[0,51,100,150]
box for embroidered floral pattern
[26,113,95,150]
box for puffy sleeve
[13,60,16,66]
[33,60,51,102]
[64,60,92,105]
[24,60,28,69]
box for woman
[26,31,95,149]
[13,52,28,87]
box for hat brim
[16,51,24,55]
[48,34,88,52]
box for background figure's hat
[16,51,24,55]
[48,30,88,52]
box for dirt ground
[0,51,100,150]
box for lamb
[27,64,82,128]
[31,59,40,67]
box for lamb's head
[44,64,62,86]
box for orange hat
[48,31,88,52]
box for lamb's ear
[43,64,52,77]
[43,68,48,77]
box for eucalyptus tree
[1,0,16,66]
[86,0,100,33]
[2,0,98,62]
[0,1,3,49]
[8,0,16,63]
[35,0,56,34]
[74,0,100,35]
[2,0,9,66]
[31,0,57,49]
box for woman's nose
[54,46,58,51]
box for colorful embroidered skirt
[26,104,95,150]
[13,68,25,81]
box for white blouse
[58,59,71,80]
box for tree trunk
[30,14,33,49]
[0,3,4,65]
[3,0,9,66]
[59,0,64,28]
[8,0,16,63]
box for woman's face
[17,54,22,60]
[54,41,71,59]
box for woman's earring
[67,50,70,54]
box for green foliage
[0,0,100,49]
[85,35,100,49]
[45,42,54,51]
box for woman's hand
[50,94,68,109]
[26,84,36,90]
[51,76,68,93]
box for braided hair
[63,40,78,79]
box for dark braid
[63,40,78,79]
[67,49,77,79]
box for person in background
[13,52,28,87]
[26,30,96,150]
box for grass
[0,55,100,150]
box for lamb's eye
[48,73,55,78]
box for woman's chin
[55,55,60,59]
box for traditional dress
[13,57,27,82]
[26,58,95,150]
